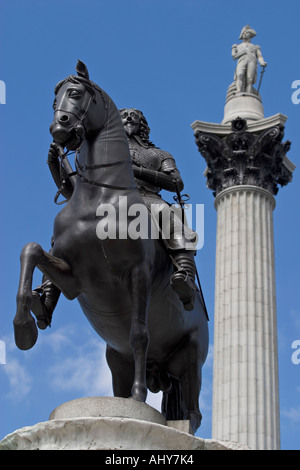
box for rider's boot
[31,276,61,329]
[170,250,196,311]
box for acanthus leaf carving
[194,118,293,196]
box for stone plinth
[49,396,166,424]
[0,397,251,450]
[222,92,264,124]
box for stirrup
[31,291,52,330]
[170,270,195,311]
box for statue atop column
[232,25,267,94]
[222,25,267,123]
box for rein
[54,149,78,205]
[75,154,137,191]
[55,148,137,205]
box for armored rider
[31,109,200,329]
[120,108,198,308]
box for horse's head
[50,60,107,150]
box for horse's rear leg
[14,242,78,350]
[167,332,205,433]
[128,264,151,403]
[106,345,135,398]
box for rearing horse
[14,61,209,433]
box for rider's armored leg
[170,250,196,311]
[31,275,61,329]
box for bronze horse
[13,61,209,432]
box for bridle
[53,86,136,204]
[54,93,93,136]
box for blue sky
[0,0,299,450]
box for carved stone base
[49,396,167,424]
[222,92,264,124]
[0,397,251,450]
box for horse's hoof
[188,411,202,434]
[13,314,38,350]
[131,383,147,403]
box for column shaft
[212,185,280,450]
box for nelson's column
[192,25,296,450]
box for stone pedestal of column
[222,91,264,124]
[0,397,250,450]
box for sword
[173,182,190,212]
[257,65,266,94]
[173,185,209,319]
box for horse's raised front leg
[128,262,151,403]
[14,242,78,350]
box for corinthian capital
[194,117,293,197]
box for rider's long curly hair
[119,108,156,148]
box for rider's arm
[132,154,184,193]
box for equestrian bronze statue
[13,61,209,432]
[34,106,204,326]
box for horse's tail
[161,377,185,421]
